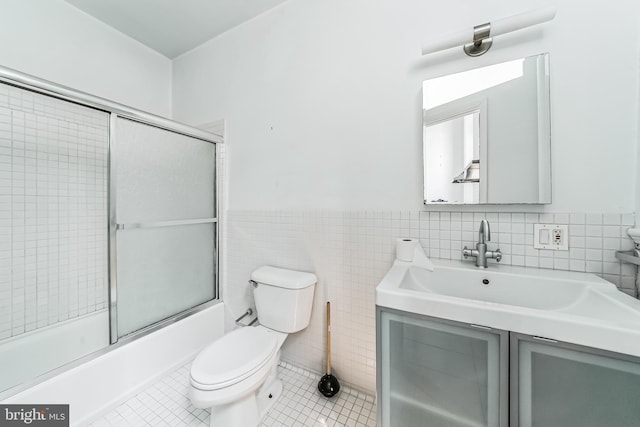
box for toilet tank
[251,266,317,333]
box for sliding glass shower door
[112,117,217,339]
[0,66,220,395]
[0,83,110,393]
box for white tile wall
[225,209,636,394]
[0,84,109,341]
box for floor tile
[89,360,376,427]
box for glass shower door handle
[115,218,217,230]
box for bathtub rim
[0,298,221,401]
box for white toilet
[189,266,317,427]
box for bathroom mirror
[423,53,551,204]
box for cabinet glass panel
[378,309,507,427]
[516,337,640,427]
[116,223,215,337]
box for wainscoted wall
[225,209,636,394]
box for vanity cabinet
[377,307,640,427]
[377,307,509,427]
[512,333,640,427]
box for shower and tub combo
[0,64,223,424]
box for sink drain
[482,279,490,285]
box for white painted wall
[636,53,640,227]
[170,0,640,393]
[0,0,172,117]
[172,0,640,213]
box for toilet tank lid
[251,266,317,289]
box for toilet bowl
[188,266,317,427]
[189,326,286,426]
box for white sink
[377,259,640,358]
[399,263,593,310]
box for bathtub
[2,302,224,426]
[0,310,110,393]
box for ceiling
[64,0,289,59]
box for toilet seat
[190,327,278,391]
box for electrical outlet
[534,224,568,250]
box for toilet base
[209,391,260,427]
[256,378,283,420]
[207,376,283,427]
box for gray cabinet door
[511,333,640,427]
[377,307,508,427]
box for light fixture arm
[464,23,492,57]
[421,6,556,57]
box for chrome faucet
[463,219,502,268]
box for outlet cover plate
[534,224,569,250]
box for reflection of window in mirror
[423,59,525,110]
[422,53,551,205]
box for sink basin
[399,263,592,310]
[377,258,640,358]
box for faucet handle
[462,246,471,258]
[484,248,502,263]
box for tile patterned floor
[89,361,376,427]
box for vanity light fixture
[421,6,556,57]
